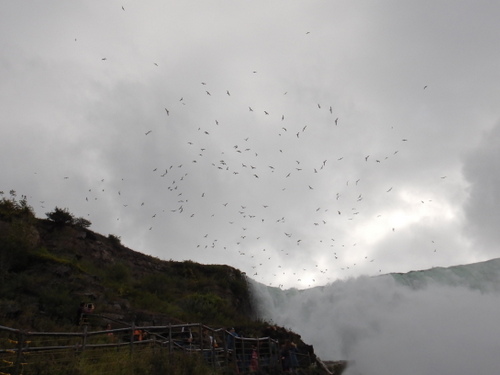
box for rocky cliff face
[0,216,255,329]
[0,203,327,373]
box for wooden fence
[0,322,294,375]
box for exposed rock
[322,360,349,375]
[0,210,339,372]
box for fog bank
[249,260,500,374]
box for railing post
[199,324,203,351]
[209,328,214,369]
[152,331,157,354]
[241,337,245,373]
[168,323,172,354]
[223,329,228,370]
[129,323,135,355]
[82,324,88,352]
[13,329,24,375]
[257,339,261,371]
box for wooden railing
[0,322,284,375]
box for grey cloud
[463,122,500,255]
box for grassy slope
[0,195,332,374]
[0,195,308,341]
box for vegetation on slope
[0,192,256,331]
[0,192,333,374]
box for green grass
[20,347,221,375]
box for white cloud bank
[250,260,500,374]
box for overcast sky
[2,1,500,289]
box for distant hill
[389,257,500,292]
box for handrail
[0,323,283,375]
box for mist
[249,262,500,374]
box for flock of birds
[28,5,441,288]
[55,76,435,288]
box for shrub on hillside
[108,234,121,247]
[0,192,35,222]
[73,217,92,229]
[46,207,74,226]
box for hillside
[0,194,287,335]
[0,194,352,374]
